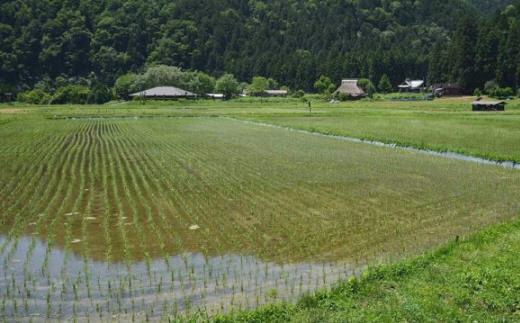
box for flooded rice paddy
[1,117,519,320]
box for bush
[114,73,139,100]
[50,85,91,104]
[292,90,305,98]
[357,78,376,97]
[248,76,269,96]
[490,87,514,98]
[88,82,112,104]
[517,89,520,98]
[215,74,240,99]
[378,74,393,93]
[17,89,51,104]
[473,88,482,97]
[484,80,498,95]
[336,92,350,101]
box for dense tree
[0,0,519,97]
[215,74,240,99]
[378,74,393,93]
[314,76,335,94]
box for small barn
[472,100,506,111]
[130,86,196,100]
[334,79,366,99]
[398,80,425,92]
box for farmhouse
[398,79,425,92]
[130,86,196,99]
[264,90,288,97]
[472,100,506,111]
[334,79,366,99]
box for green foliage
[215,74,240,99]
[88,81,112,104]
[473,88,482,96]
[248,77,269,96]
[484,80,499,94]
[114,73,139,100]
[292,90,305,98]
[218,218,520,322]
[17,89,51,104]
[1,0,519,95]
[490,86,514,98]
[313,76,335,94]
[357,79,376,97]
[50,85,91,104]
[378,74,393,93]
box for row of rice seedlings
[0,120,66,213]
[0,123,92,320]
[132,121,334,316]
[45,122,96,320]
[122,123,215,318]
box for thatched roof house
[130,86,196,99]
[334,79,365,99]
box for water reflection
[0,235,355,320]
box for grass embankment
[215,218,520,322]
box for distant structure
[398,79,425,92]
[472,100,505,111]
[334,79,366,99]
[130,86,196,100]
[264,90,288,97]
[206,93,225,100]
[432,83,464,97]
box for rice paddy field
[1,98,520,321]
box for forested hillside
[469,0,513,13]
[1,0,519,93]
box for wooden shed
[472,100,506,111]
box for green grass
[215,217,520,322]
[1,98,520,319]
[3,97,520,163]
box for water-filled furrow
[0,122,90,254]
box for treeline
[1,0,519,96]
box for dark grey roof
[130,86,196,98]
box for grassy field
[216,218,520,322]
[0,98,519,320]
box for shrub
[50,85,91,104]
[17,89,51,104]
[292,90,305,98]
[114,73,139,100]
[314,75,334,94]
[484,80,498,95]
[248,76,269,96]
[358,79,376,98]
[490,87,514,98]
[517,89,520,98]
[473,88,482,97]
[88,82,112,104]
[336,92,350,101]
[215,74,240,99]
[378,74,393,93]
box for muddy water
[0,235,355,321]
